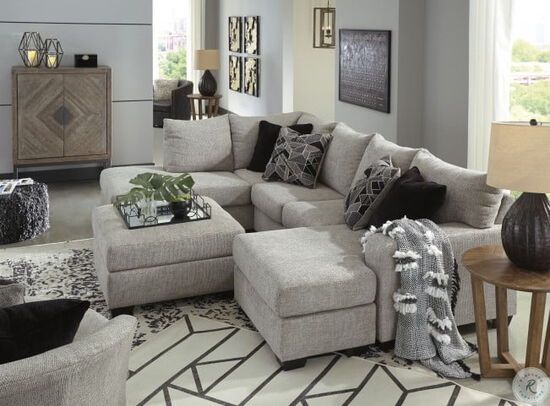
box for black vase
[170,200,192,220]
[501,192,550,271]
[199,70,217,97]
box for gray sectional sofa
[99,111,516,368]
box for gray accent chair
[98,111,516,370]
[153,79,193,127]
[0,309,137,406]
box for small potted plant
[115,172,195,219]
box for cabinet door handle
[53,106,64,125]
[62,107,73,125]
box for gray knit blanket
[362,218,475,379]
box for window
[153,0,190,80]
[510,0,550,122]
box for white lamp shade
[487,121,550,193]
[193,49,219,70]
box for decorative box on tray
[115,190,211,230]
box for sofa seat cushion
[251,182,343,223]
[233,225,376,317]
[411,150,504,228]
[100,167,252,206]
[191,172,252,206]
[282,200,345,228]
[93,198,244,273]
[229,112,302,169]
[234,169,266,185]
[100,166,163,204]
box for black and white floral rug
[0,239,523,404]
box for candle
[46,55,57,68]
[27,50,40,67]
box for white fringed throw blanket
[362,218,476,379]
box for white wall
[293,0,336,121]
[334,0,400,140]
[396,0,425,148]
[216,0,293,116]
[0,0,153,174]
[423,0,469,166]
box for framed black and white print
[229,55,242,92]
[339,29,391,113]
[228,16,242,53]
[244,16,260,55]
[244,57,259,97]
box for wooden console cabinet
[12,66,111,175]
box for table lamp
[487,120,550,271]
[194,49,219,97]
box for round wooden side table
[463,245,550,378]
[187,94,222,120]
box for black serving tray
[115,191,211,230]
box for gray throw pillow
[0,280,25,308]
[153,79,179,101]
[263,128,332,189]
[163,116,234,173]
[344,156,401,230]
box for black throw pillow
[367,167,447,228]
[0,299,89,364]
[247,121,314,172]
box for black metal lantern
[43,39,64,69]
[18,32,44,67]
[313,1,336,49]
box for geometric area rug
[128,315,524,405]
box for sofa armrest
[363,223,516,343]
[0,314,136,406]
[171,81,194,120]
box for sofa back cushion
[352,134,418,185]
[410,150,504,228]
[297,112,338,134]
[164,116,233,173]
[320,123,375,195]
[229,112,302,169]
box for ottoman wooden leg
[279,358,307,371]
[111,306,134,317]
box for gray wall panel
[0,0,151,24]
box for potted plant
[115,172,195,219]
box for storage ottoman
[233,225,377,369]
[92,197,245,310]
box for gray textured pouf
[0,183,50,244]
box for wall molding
[0,21,151,26]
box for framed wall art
[339,29,391,113]
[228,16,242,53]
[244,57,259,97]
[244,16,260,55]
[229,55,242,92]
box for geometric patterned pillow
[344,156,401,230]
[262,128,332,189]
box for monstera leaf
[115,172,195,205]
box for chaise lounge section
[99,111,516,367]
